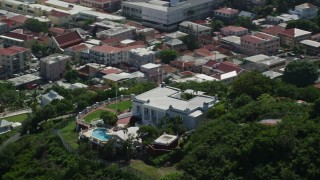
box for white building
[132,84,218,129]
[122,0,224,31]
[41,90,64,106]
[290,3,318,19]
[244,54,286,69]
[129,48,156,68]
[88,45,143,65]
[179,21,212,36]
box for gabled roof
[261,26,285,36]
[1,32,34,41]
[53,30,83,49]
[280,28,311,37]
[49,27,66,35]
[296,3,317,9]
[77,65,98,77]
[68,43,89,52]
[204,60,243,74]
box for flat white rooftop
[153,133,178,146]
[134,85,216,111]
[140,63,160,69]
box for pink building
[221,26,248,36]
[240,32,280,56]
[214,8,239,23]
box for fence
[76,95,132,128]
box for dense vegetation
[140,71,320,179]
[0,131,138,179]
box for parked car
[287,52,296,56]
[293,58,300,61]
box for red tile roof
[0,46,28,55]
[261,26,285,36]
[69,44,88,52]
[101,37,121,44]
[254,32,277,41]
[49,27,66,35]
[215,8,239,15]
[194,48,214,57]
[221,26,248,32]
[280,28,311,37]
[8,15,29,24]
[100,67,122,75]
[53,31,83,49]
[179,71,194,76]
[2,32,34,41]
[204,60,242,74]
[91,45,121,53]
[50,10,70,17]
[241,34,265,44]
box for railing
[76,95,131,129]
[52,125,154,180]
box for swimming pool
[92,128,111,141]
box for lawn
[106,100,132,112]
[83,109,107,123]
[2,113,29,123]
[60,120,79,149]
[130,160,178,179]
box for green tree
[137,125,159,147]
[180,34,199,51]
[24,19,48,33]
[283,61,319,87]
[100,111,118,126]
[159,50,178,64]
[230,71,275,99]
[235,16,258,30]
[286,19,320,33]
[210,20,224,32]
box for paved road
[0,133,21,152]
[1,109,32,118]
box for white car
[293,58,300,61]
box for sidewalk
[1,109,32,118]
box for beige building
[140,63,162,83]
[0,46,29,76]
[279,28,312,46]
[241,32,280,56]
[48,10,73,26]
[40,54,71,81]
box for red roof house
[50,30,84,51]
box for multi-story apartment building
[300,40,320,55]
[178,21,212,36]
[240,32,280,56]
[214,8,239,23]
[80,0,121,12]
[289,3,318,19]
[122,0,224,31]
[94,20,136,40]
[0,29,35,48]
[140,63,162,83]
[0,46,29,76]
[279,28,311,46]
[129,48,156,68]
[220,26,248,36]
[40,54,71,81]
[87,44,144,65]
